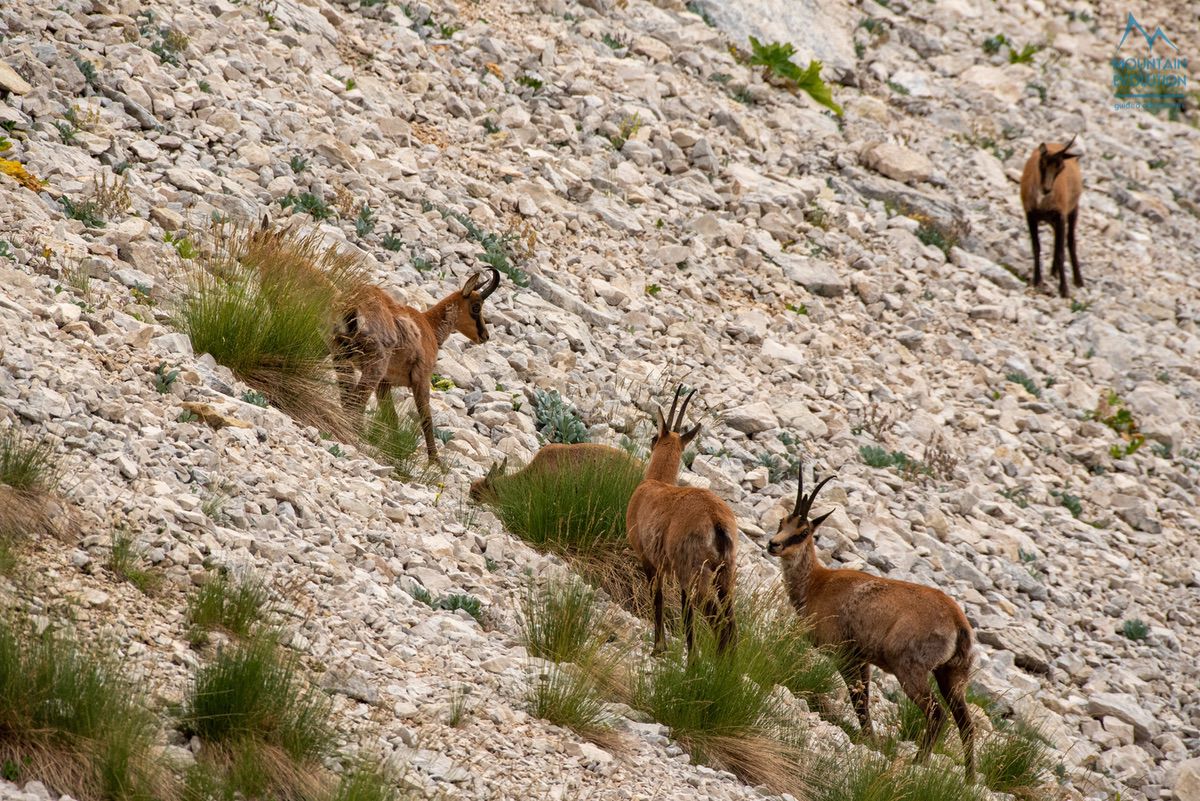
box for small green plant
[328,443,346,458]
[434,428,453,445]
[522,578,605,665]
[241,389,269,407]
[1005,371,1041,398]
[746,37,842,115]
[434,593,483,623]
[181,636,333,799]
[916,222,956,256]
[289,154,308,173]
[860,445,900,468]
[278,191,334,221]
[437,22,462,38]
[381,234,403,252]
[74,57,99,87]
[187,571,272,641]
[786,302,808,315]
[607,112,642,150]
[437,206,530,286]
[178,410,200,423]
[0,616,166,800]
[887,80,910,96]
[431,374,455,391]
[482,118,500,134]
[354,204,375,238]
[1150,442,1172,459]
[685,0,716,27]
[983,33,1010,55]
[516,74,544,90]
[1121,618,1149,641]
[197,79,212,93]
[447,686,471,726]
[109,529,160,594]
[601,32,630,52]
[645,283,662,297]
[0,241,12,260]
[344,77,357,91]
[153,361,181,394]
[60,195,106,227]
[1051,489,1083,519]
[1008,43,1042,63]
[532,389,589,444]
[409,584,433,607]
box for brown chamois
[469,443,635,503]
[334,268,501,460]
[767,462,976,781]
[1020,135,1083,298]
[626,386,737,658]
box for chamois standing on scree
[469,443,636,502]
[334,268,501,460]
[767,463,976,781]
[626,387,737,658]
[1020,135,1083,298]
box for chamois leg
[647,564,666,656]
[842,661,874,740]
[1051,214,1068,297]
[1068,208,1083,288]
[1025,212,1042,287]
[936,665,976,782]
[350,355,386,417]
[712,574,737,655]
[333,353,357,413]
[680,586,695,661]
[899,670,946,764]
[411,379,438,461]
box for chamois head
[651,385,701,449]
[1036,134,1081,196]
[469,456,508,502]
[451,267,501,344]
[767,462,835,557]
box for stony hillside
[1,0,1198,799]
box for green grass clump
[527,666,618,748]
[432,593,483,623]
[186,571,272,642]
[361,402,432,481]
[746,37,842,115]
[1121,618,1149,641]
[522,578,604,665]
[1005,371,1041,398]
[809,751,984,801]
[178,220,367,440]
[978,717,1056,797]
[735,590,841,703]
[181,636,332,800]
[0,617,167,800]
[0,428,61,561]
[330,763,403,801]
[109,530,160,595]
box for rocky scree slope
[1,0,1199,798]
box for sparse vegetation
[0,615,167,801]
[109,529,160,594]
[516,74,544,91]
[1006,371,1041,398]
[279,191,334,222]
[607,112,642,150]
[522,577,606,665]
[915,221,956,256]
[354,204,375,238]
[1051,489,1083,519]
[187,570,272,642]
[436,206,530,287]
[0,428,61,556]
[744,37,842,115]
[289,155,308,173]
[60,195,106,228]
[1091,391,1145,458]
[361,402,427,481]
[1121,618,1149,641]
[241,389,269,407]
[528,666,618,747]
[154,361,181,394]
[978,717,1056,797]
[532,389,589,445]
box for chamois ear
[811,510,833,529]
[681,423,701,445]
[460,271,483,295]
[1038,142,1048,158]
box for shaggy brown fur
[469,443,635,502]
[626,387,737,657]
[768,462,976,781]
[1020,136,1083,297]
[333,268,500,459]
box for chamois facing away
[469,443,636,503]
[334,268,501,460]
[767,463,976,781]
[1020,135,1083,298]
[626,386,737,658]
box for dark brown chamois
[1019,135,1083,297]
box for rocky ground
[1,0,1199,798]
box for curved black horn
[666,385,683,431]
[480,266,501,299]
[801,474,837,520]
[793,462,805,516]
[674,388,697,432]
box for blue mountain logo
[1117,13,1178,51]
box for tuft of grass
[331,763,401,801]
[607,112,642,151]
[1005,371,1041,398]
[361,402,426,480]
[0,616,168,801]
[433,594,483,623]
[527,666,619,748]
[1050,489,1082,519]
[532,389,589,444]
[187,571,272,643]
[0,428,61,554]
[745,37,842,115]
[1008,43,1042,64]
[521,577,604,665]
[735,590,842,703]
[109,529,160,594]
[177,219,367,440]
[978,717,1056,797]
[181,636,333,800]
[810,751,984,801]
[1121,618,1149,641]
[447,686,471,727]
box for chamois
[469,443,635,502]
[334,268,501,460]
[626,386,737,658]
[1020,135,1083,298]
[767,463,976,780]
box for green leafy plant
[532,389,589,444]
[1050,489,1083,519]
[60,195,106,227]
[289,155,308,173]
[916,222,956,256]
[433,593,483,623]
[982,33,1010,55]
[164,231,198,259]
[437,206,530,286]
[601,32,630,52]
[645,283,662,297]
[354,204,375,238]
[516,74,544,90]
[278,191,334,221]
[431,374,455,391]
[746,37,843,115]
[1121,618,1149,641]
[685,0,715,26]
[1008,43,1042,64]
[74,57,99,87]
[153,361,180,394]
[241,389,269,407]
[381,234,403,252]
[607,112,642,150]
[1005,371,1041,398]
